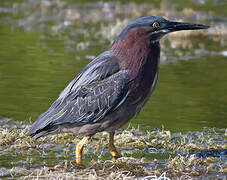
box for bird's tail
[29,122,54,139]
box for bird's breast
[128,46,160,112]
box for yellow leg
[108,132,121,161]
[75,136,90,164]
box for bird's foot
[108,131,121,162]
[75,136,90,164]
[111,153,122,162]
[76,156,82,164]
[109,149,122,161]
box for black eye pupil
[153,22,160,28]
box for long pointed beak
[166,21,210,32]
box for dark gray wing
[54,70,129,124]
[29,50,130,136]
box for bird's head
[110,16,209,77]
[112,16,209,46]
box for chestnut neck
[110,28,160,79]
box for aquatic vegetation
[2,0,226,51]
[0,119,226,179]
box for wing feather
[29,50,130,136]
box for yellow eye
[153,22,160,28]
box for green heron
[29,16,209,164]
